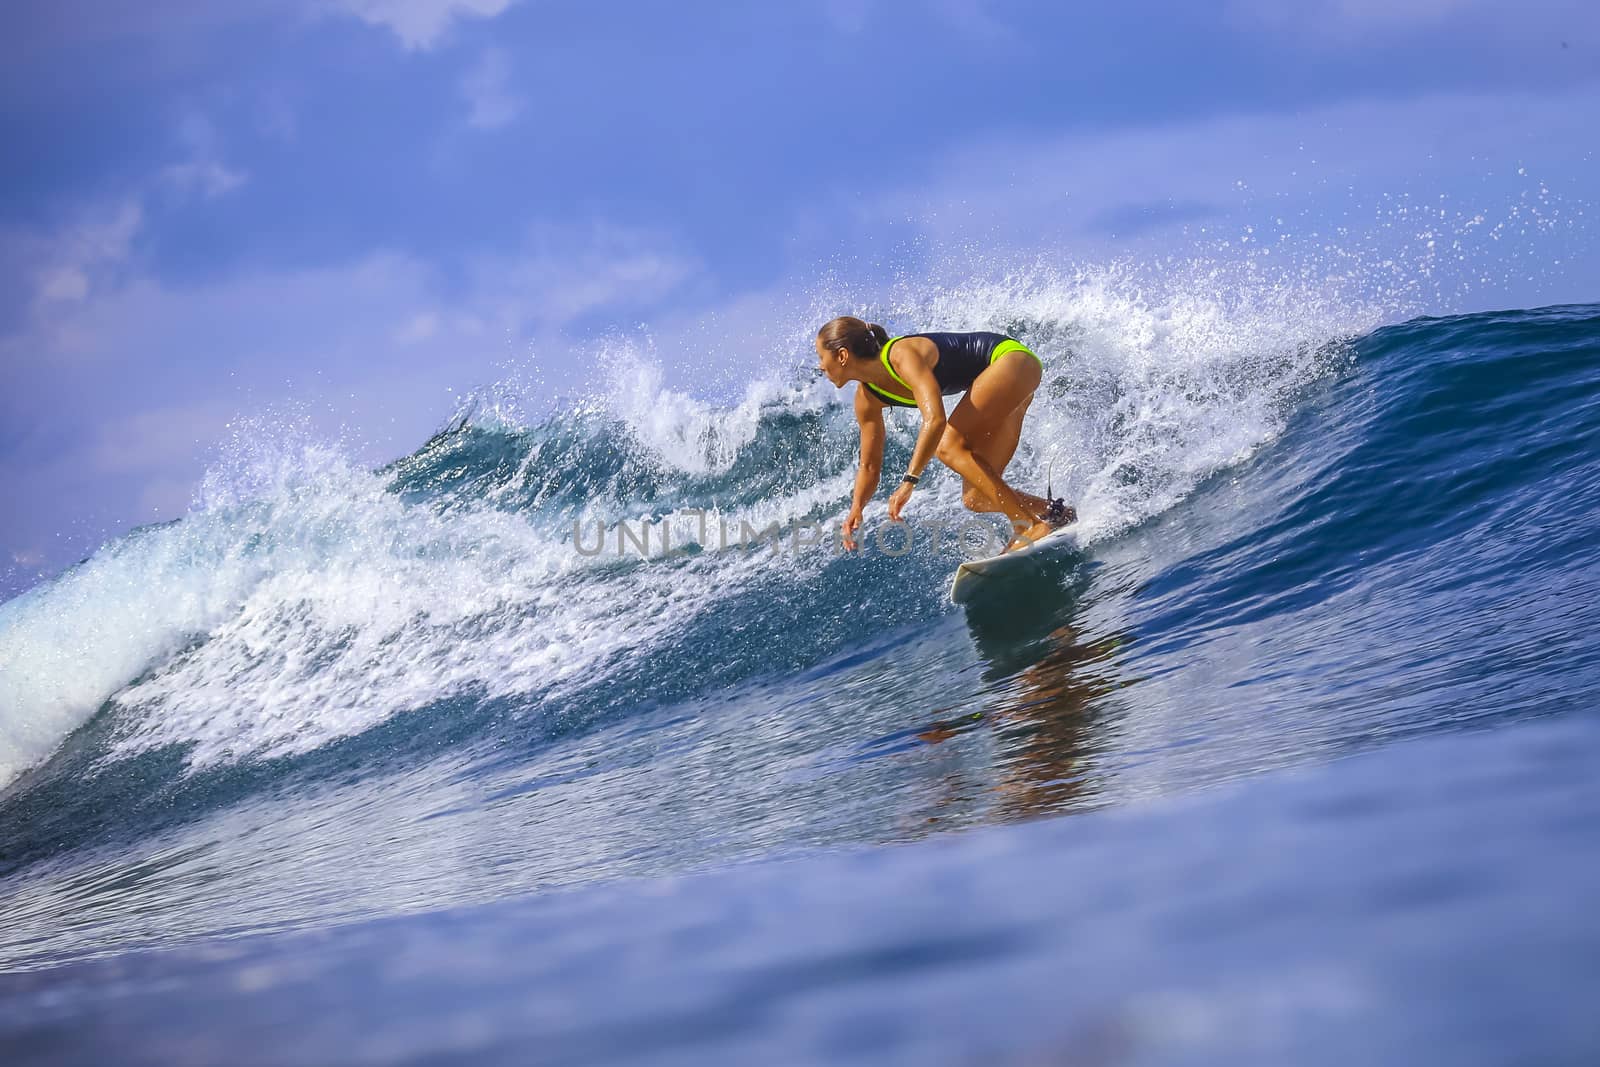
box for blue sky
[2,0,1596,596]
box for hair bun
[816,316,885,361]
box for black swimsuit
[863,332,1036,408]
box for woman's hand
[841,508,864,551]
[887,479,914,522]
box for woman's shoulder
[886,333,939,369]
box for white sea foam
[873,260,1370,546]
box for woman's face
[816,339,848,387]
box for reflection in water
[983,621,1132,821]
[916,558,1138,823]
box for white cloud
[461,48,523,129]
[330,0,520,50]
[163,159,249,199]
[394,311,441,344]
[1230,0,1599,36]
[36,267,90,304]
[24,117,245,317]
[864,85,1600,256]
[474,223,698,328]
[164,114,249,199]
[5,218,699,439]
[31,199,142,310]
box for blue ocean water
[1,280,1598,1064]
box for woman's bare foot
[1003,500,1076,552]
[1005,518,1057,552]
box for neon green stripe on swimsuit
[872,336,916,405]
[991,338,1042,367]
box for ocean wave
[0,262,1395,790]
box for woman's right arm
[844,386,885,550]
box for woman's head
[815,316,889,386]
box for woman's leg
[935,352,1050,543]
[954,392,1051,516]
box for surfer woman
[815,316,1074,553]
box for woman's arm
[843,385,885,550]
[885,338,945,521]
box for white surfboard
[949,525,1080,605]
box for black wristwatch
[901,473,919,485]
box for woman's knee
[935,428,971,466]
[960,483,988,511]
